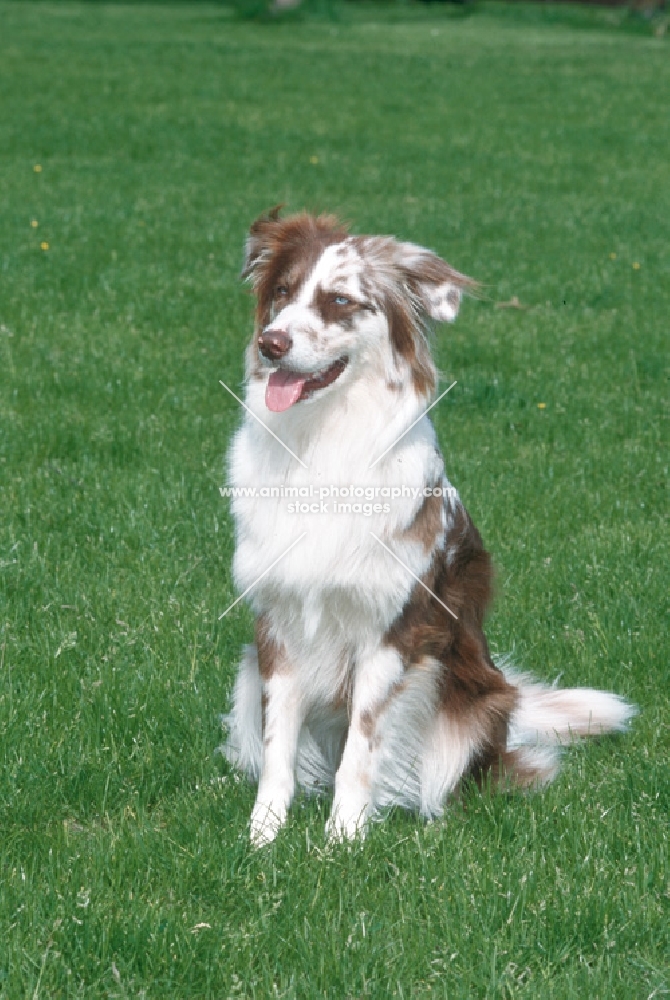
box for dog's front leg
[327,647,405,841]
[250,669,303,847]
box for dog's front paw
[249,799,286,847]
[325,800,369,843]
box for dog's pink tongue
[266,370,307,412]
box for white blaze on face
[288,240,363,312]
[264,241,365,413]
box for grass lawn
[0,1,668,996]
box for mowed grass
[0,2,668,997]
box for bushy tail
[501,668,636,788]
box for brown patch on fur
[401,248,477,306]
[459,686,519,785]
[261,690,268,739]
[350,236,475,396]
[333,650,355,715]
[375,679,408,722]
[491,748,555,790]
[359,710,374,740]
[447,288,460,312]
[358,236,436,393]
[357,679,409,751]
[311,285,372,329]
[384,502,517,779]
[243,208,349,366]
[385,504,493,657]
[400,488,444,554]
[255,613,290,680]
[384,286,437,397]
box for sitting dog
[223,208,634,846]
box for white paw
[326,801,368,842]
[249,800,286,847]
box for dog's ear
[398,243,475,323]
[241,205,284,283]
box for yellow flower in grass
[31,220,38,228]
[537,402,546,409]
[34,164,42,173]
[632,262,641,270]
[40,241,49,251]
[609,252,617,260]
[309,155,319,164]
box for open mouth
[265,357,348,412]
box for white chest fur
[227,379,447,679]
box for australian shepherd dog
[223,208,633,846]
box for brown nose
[258,329,292,361]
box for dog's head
[242,208,474,412]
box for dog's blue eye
[334,295,350,306]
[276,285,289,297]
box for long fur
[222,209,635,844]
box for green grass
[0,2,668,997]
